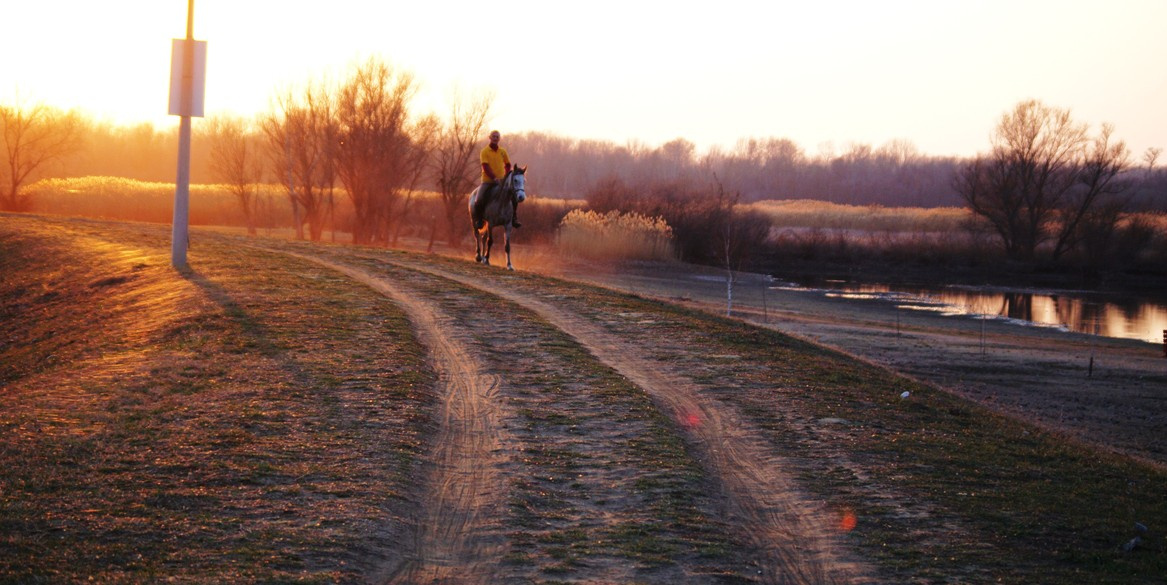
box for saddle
[473,180,511,224]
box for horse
[468,165,527,270]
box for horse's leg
[470,189,483,263]
[484,227,493,266]
[504,224,514,271]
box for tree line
[2,57,493,248]
[507,133,967,208]
[8,90,1165,218]
[4,64,1166,276]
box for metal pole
[171,0,194,269]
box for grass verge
[0,215,438,582]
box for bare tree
[954,99,1129,262]
[261,83,337,241]
[1144,147,1162,179]
[711,175,770,315]
[334,57,419,245]
[261,93,303,238]
[1,101,83,211]
[1050,124,1130,260]
[433,89,494,247]
[205,115,264,234]
[390,113,440,247]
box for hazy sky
[4,0,1164,158]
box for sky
[3,0,1165,159]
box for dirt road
[281,252,511,584]
[271,247,872,584]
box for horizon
[3,0,1165,160]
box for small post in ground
[761,279,769,324]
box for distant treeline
[53,124,1167,211]
[505,132,1167,211]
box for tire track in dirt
[379,258,872,585]
[276,251,510,585]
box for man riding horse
[473,130,521,229]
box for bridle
[503,170,527,203]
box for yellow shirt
[480,145,511,183]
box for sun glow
[3,0,1165,157]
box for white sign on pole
[168,39,207,117]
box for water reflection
[796,281,1167,344]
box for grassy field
[1,213,1165,583]
[745,199,971,232]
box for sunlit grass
[0,215,438,582]
[557,209,676,261]
[27,176,292,226]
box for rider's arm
[482,162,496,181]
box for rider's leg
[473,183,493,229]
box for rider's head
[489,130,501,147]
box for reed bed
[556,209,676,261]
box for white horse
[468,166,527,270]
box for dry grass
[557,209,676,261]
[0,215,437,582]
[27,176,295,227]
[747,199,971,232]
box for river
[779,280,1167,344]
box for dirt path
[280,252,510,584]
[375,257,871,585]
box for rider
[474,130,520,229]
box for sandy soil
[548,259,1167,468]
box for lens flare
[839,508,857,532]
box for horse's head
[506,165,528,203]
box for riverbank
[750,257,1167,296]
[543,257,1167,468]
